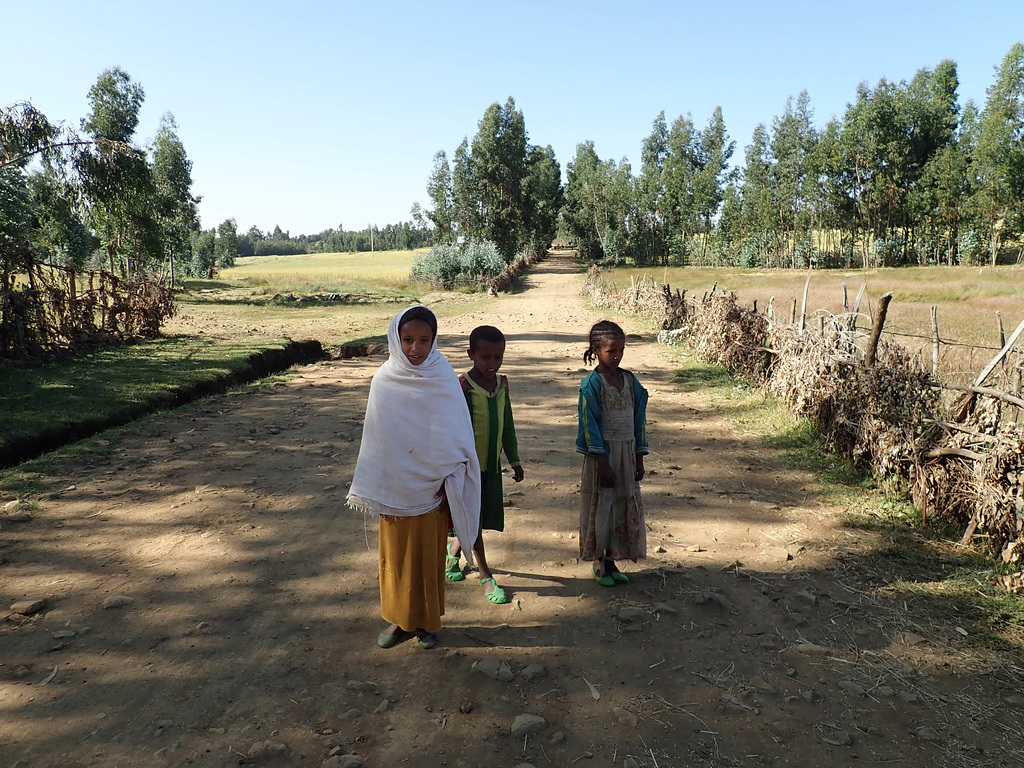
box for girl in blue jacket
[576,320,648,586]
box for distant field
[604,264,1024,381]
[219,248,427,294]
[170,247,495,348]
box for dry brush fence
[0,262,174,361]
[584,267,1024,571]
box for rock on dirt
[10,598,46,616]
[511,713,548,736]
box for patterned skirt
[579,438,646,562]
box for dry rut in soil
[2,252,1023,768]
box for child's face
[595,335,625,370]
[468,339,505,380]
[400,319,434,365]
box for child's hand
[635,454,645,482]
[512,465,524,483]
[597,455,615,487]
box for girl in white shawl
[347,306,480,649]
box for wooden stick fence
[585,267,1024,567]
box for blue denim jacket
[575,369,649,456]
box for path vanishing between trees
[3,251,1023,768]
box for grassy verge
[667,343,1024,651]
[0,335,320,467]
[1,258,496,469]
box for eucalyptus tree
[561,141,635,263]
[429,98,562,259]
[692,107,736,263]
[425,150,454,244]
[561,141,614,261]
[810,119,856,267]
[770,93,817,266]
[739,123,776,266]
[970,43,1024,265]
[2,101,110,296]
[27,169,96,267]
[215,218,238,270]
[661,114,698,260]
[77,67,159,276]
[451,138,482,240]
[150,113,199,286]
[190,229,216,278]
[470,97,528,259]
[638,111,669,263]
[521,144,562,256]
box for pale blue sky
[4,1,1021,236]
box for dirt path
[2,253,1021,768]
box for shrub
[410,240,506,287]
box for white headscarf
[347,305,480,564]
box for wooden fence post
[850,283,866,332]
[864,292,893,367]
[799,272,810,333]
[974,316,1024,387]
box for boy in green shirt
[446,325,524,604]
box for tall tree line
[1,67,207,284]
[236,220,431,258]
[559,43,1024,268]
[424,97,563,261]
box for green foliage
[80,68,144,143]
[410,240,505,286]
[558,43,1024,271]
[423,98,562,261]
[150,112,199,280]
[215,218,238,269]
[426,150,454,244]
[189,229,216,277]
[236,221,431,257]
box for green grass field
[217,248,427,296]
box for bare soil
[3,252,1022,768]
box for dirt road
[2,252,1021,767]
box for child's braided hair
[584,320,625,365]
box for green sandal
[606,561,630,583]
[445,541,464,582]
[592,566,615,588]
[480,577,509,604]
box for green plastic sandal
[606,561,630,583]
[591,566,615,588]
[480,577,509,604]
[445,540,464,582]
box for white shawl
[347,305,480,564]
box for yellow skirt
[379,506,447,633]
